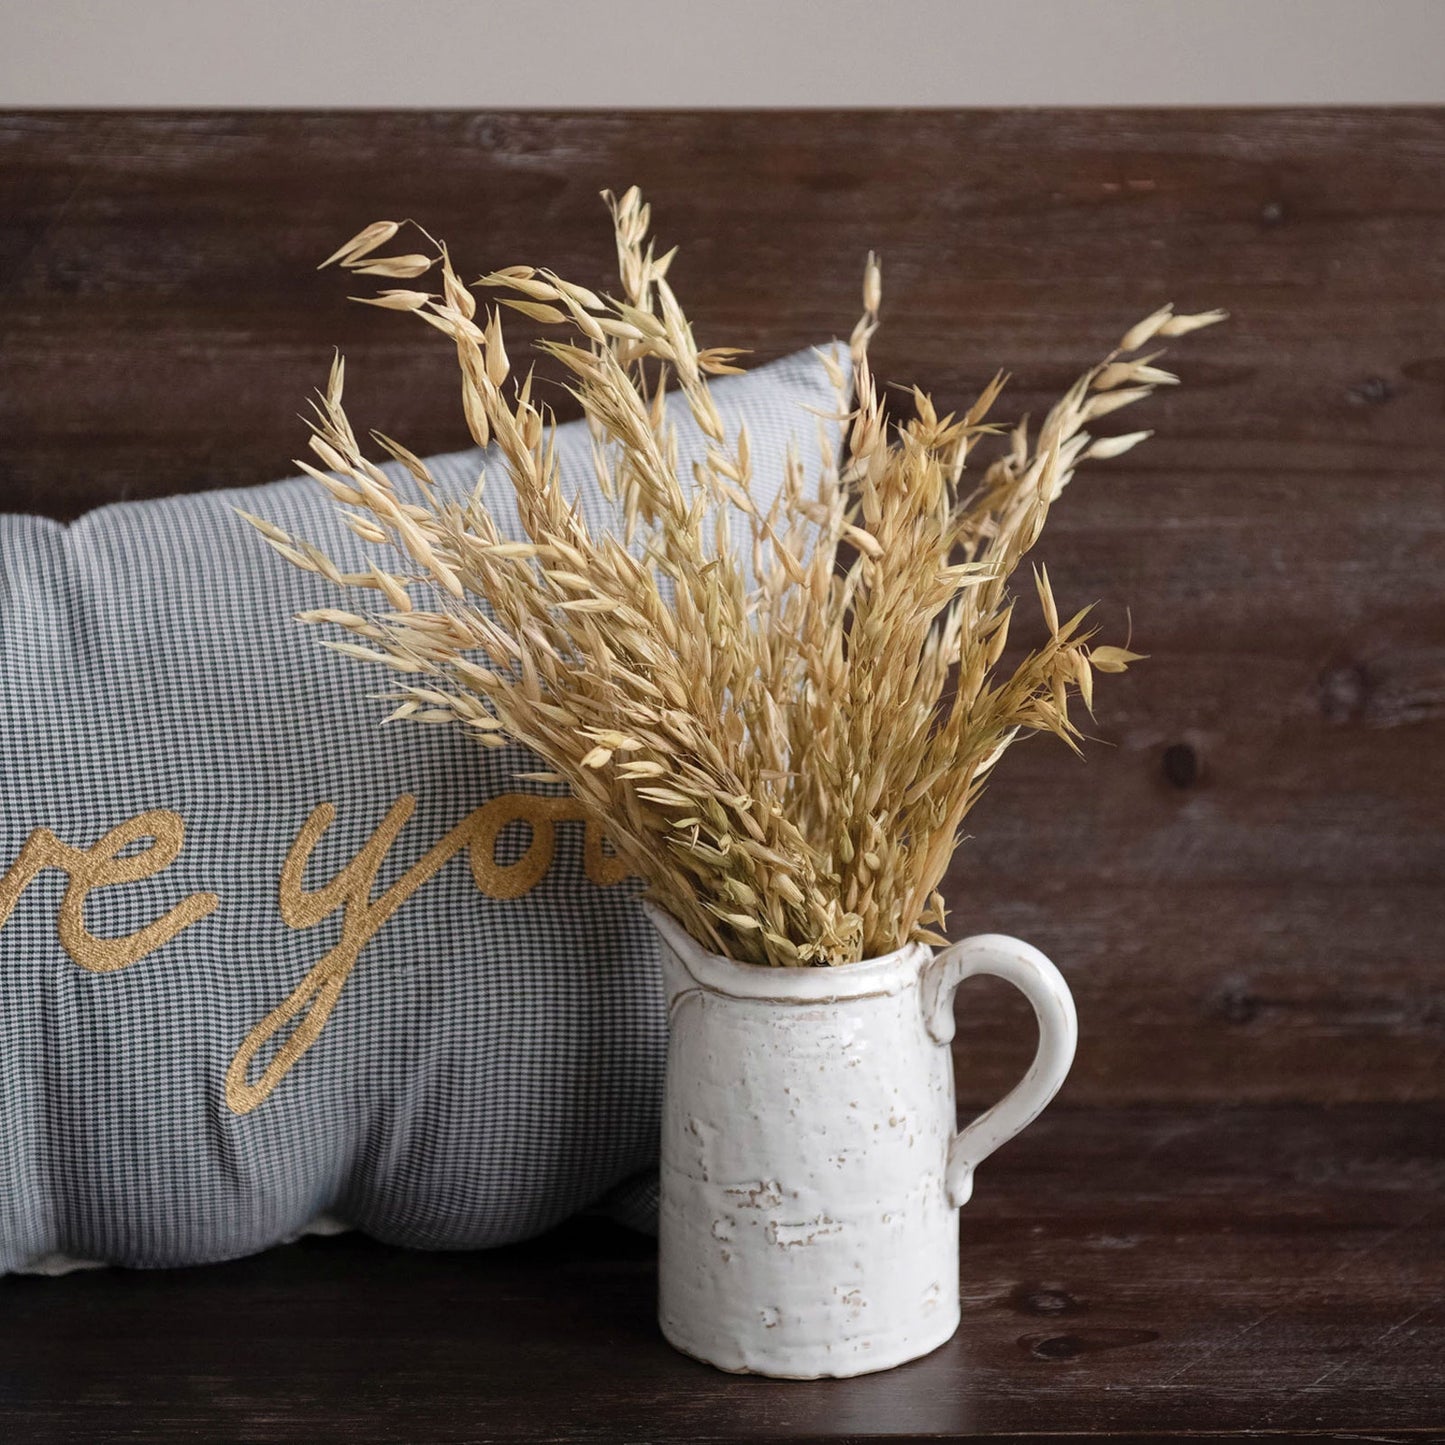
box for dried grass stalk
[251,190,1223,966]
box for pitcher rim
[643,900,931,1003]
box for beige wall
[1,0,1442,106]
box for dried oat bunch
[248,189,1222,966]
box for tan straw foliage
[248,190,1223,966]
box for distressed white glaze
[647,903,1077,1379]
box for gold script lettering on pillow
[0,811,219,972]
[226,791,627,1115]
[0,794,629,1116]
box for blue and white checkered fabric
[0,345,844,1274]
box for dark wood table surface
[1,110,1442,1441]
[5,1106,1441,1442]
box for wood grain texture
[0,110,1441,1116]
[1,1105,1440,1442]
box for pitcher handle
[920,933,1077,1208]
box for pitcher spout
[643,901,703,1013]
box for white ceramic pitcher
[647,902,1077,1379]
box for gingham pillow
[0,345,843,1274]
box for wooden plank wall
[2,110,1440,1108]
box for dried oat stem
[250,192,1223,965]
